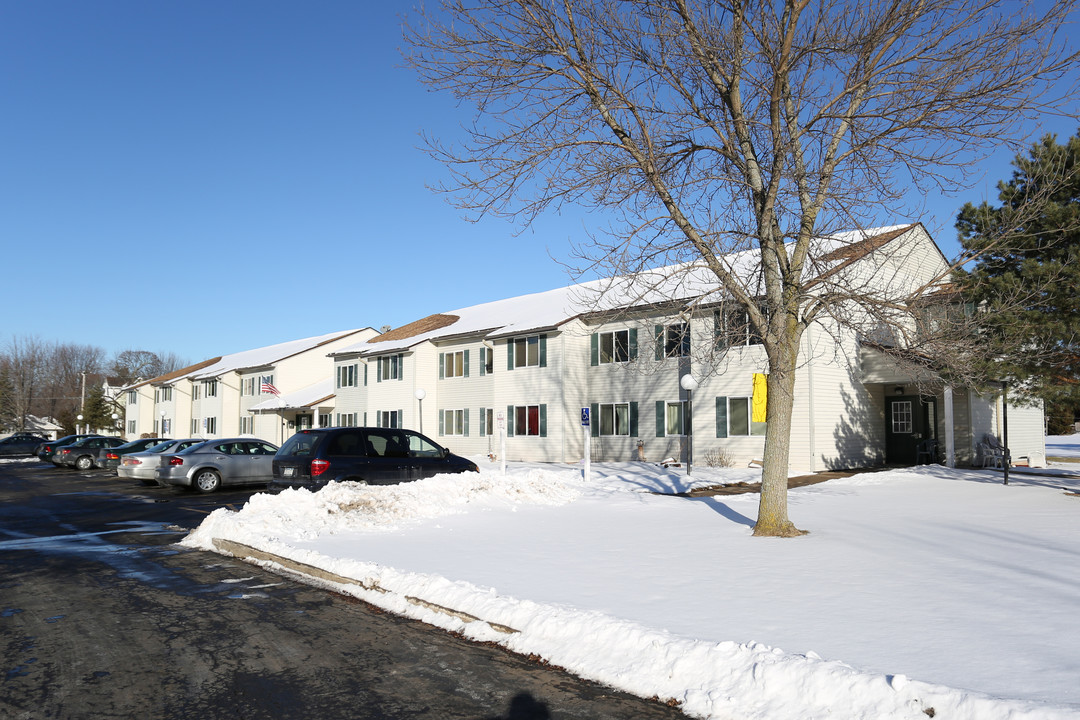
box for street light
[414,388,426,434]
[76,414,84,435]
[680,373,698,477]
[111,413,120,437]
[159,409,166,438]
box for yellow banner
[752,373,768,423]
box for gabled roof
[182,329,370,382]
[332,224,924,358]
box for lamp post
[414,388,426,434]
[111,413,119,437]
[76,414,84,435]
[680,373,698,477]
[159,409,166,438]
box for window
[666,401,686,436]
[259,376,275,394]
[377,410,401,429]
[508,335,546,369]
[162,386,172,402]
[318,413,331,428]
[191,419,199,434]
[126,390,137,404]
[336,413,357,427]
[441,409,468,436]
[715,305,764,349]
[598,402,631,436]
[482,347,494,375]
[655,323,690,359]
[378,355,402,381]
[205,417,217,434]
[127,420,136,434]
[162,419,171,435]
[204,380,218,398]
[441,350,468,379]
[479,407,494,436]
[601,330,629,363]
[154,389,160,403]
[241,377,256,395]
[892,401,913,434]
[240,416,253,434]
[509,404,545,436]
[716,397,767,437]
[193,385,200,400]
[337,364,358,388]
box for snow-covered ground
[1047,433,1080,459]
[182,458,1080,720]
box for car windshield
[147,441,174,452]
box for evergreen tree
[956,131,1080,422]
[82,384,121,434]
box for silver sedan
[118,438,207,484]
[154,438,279,493]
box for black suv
[271,427,479,490]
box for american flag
[260,377,280,395]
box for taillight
[311,458,330,476]
[106,452,120,460]
[168,457,184,466]
[62,449,71,455]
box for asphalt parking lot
[0,460,689,720]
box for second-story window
[204,380,218,397]
[507,335,546,370]
[441,350,468,378]
[378,355,402,381]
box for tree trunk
[753,340,807,537]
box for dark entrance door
[885,396,937,465]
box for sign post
[497,411,507,476]
[581,407,591,482]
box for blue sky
[2,1,1075,364]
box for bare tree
[406,0,1079,536]
[2,336,49,431]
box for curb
[212,538,519,635]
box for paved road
[0,460,690,720]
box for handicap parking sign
[581,407,590,426]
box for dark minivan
[271,427,479,490]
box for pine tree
[956,131,1080,422]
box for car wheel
[75,455,94,471]
[344,477,368,485]
[139,479,157,486]
[193,469,221,493]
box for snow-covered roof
[156,329,368,384]
[333,225,917,357]
[248,378,335,412]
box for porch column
[944,386,955,468]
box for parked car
[118,438,208,484]
[36,434,102,464]
[0,433,48,457]
[155,438,279,493]
[95,437,171,470]
[57,436,128,470]
[270,427,479,492]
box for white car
[118,438,207,485]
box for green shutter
[463,409,470,436]
[398,354,404,381]
[439,353,445,379]
[439,410,445,436]
[655,401,665,437]
[590,334,599,366]
[591,403,600,437]
[629,401,638,437]
[363,364,368,386]
[539,335,547,368]
[539,404,547,437]
[628,328,638,360]
[376,359,381,383]
[464,349,470,377]
[507,405,515,436]
[507,341,515,371]
[479,407,486,435]
[654,325,664,360]
[716,397,728,438]
[480,349,486,376]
